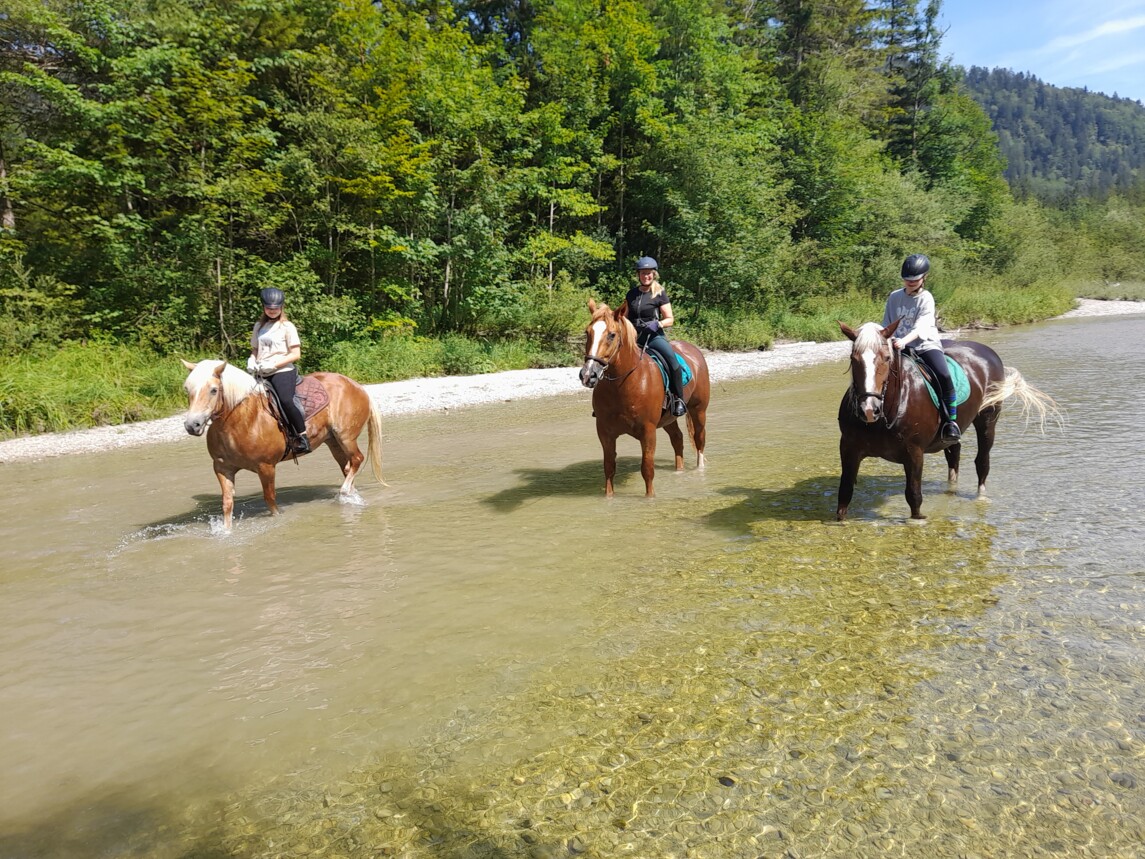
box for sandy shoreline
[2,298,1140,464]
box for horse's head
[580,299,634,388]
[181,359,260,435]
[839,320,901,424]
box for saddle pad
[295,374,330,420]
[651,350,694,390]
[912,354,970,409]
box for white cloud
[1038,14,1145,53]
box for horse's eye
[210,386,218,395]
[607,332,616,341]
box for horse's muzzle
[184,416,208,436]
[580,361,603,389]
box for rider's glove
[258,359,278,375]
[246,355,258,374]
[644,319,661,334]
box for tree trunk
[0,155,15,232]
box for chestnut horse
[837,321,1057,521]
[181,359,384,530]
[579,299,710,497]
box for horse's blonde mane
[184,360,264,410]
[853,322,886,353]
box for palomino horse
[836,320,1057,520]
[579,299,710,497]
[181,360,384,530]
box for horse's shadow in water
[136,485,341,534]
[482,456,650,512]
[703,473,908,534]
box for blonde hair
[256,307,291,328]
[643,271,665,298]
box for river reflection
[1,314,1143,858]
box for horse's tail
[365,398,387,485]
[981,367,1064,432]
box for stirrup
[293,433,311,453]
[941,420,961,441]
[670,397,687,417]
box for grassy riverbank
[0,280,1130,439]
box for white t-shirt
[882,288,941,351]
[252,319,301,374]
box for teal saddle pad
[651,351,693,390]
[909,352,970,408]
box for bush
[685,310,775,351]
[0,340,186,436]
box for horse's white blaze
[852,323,885,422]
[586,319,607,359]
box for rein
[851,341,901,428]
[879,346,903,428]
[585,325,647,384]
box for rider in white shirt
[882,254,961,442]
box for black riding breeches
[267,367,307,434]
[912,348,955,406]
[640,333,684,399]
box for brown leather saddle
[266,375,330,436]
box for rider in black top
[624,256,687,417]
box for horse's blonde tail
[981,368,1064,432]
[366,400,387,485]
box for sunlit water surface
[1,314,1143,858]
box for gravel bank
[2,298,1140,464]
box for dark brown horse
[181,359,384,530]
[579,299,710,497]
[837,321,1057,520]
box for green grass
[937,279,1075,327]
[0,341,187,437]
[1073,279,1145,302]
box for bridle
[852,340,901,428]
[584,318,645,383]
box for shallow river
[1,314,1143,858]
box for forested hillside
[963,66,1145,203]
[1,0,1143,378]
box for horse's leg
[688,407,707,469]
[257,462,280,517]
[944,441,962,490]
[973,405,1000,499]
[902,448,926,519]
[597,427,618,498]
[664,420,686,472]
[326,427,364,496]
[836,440,863,521]
[214,464,238,531]
[638,423,658,497]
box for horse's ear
[838,322,858,342]
[617,300,628,320]
[180,358,197,371]
[213,360,227,378]
[588,298,597,313]
[882,318,902,338]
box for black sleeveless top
[624,286,670,330]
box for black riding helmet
[260,287,285,308]
[635,256,658,271]
[901,254,930,280]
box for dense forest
[1,1,1144,433]
[963,66,1145,203]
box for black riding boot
[643,334,686,416]
[668,362,687,416]
[268,369,310,452]
[917,348,960,441]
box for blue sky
[938,0,1145,103]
